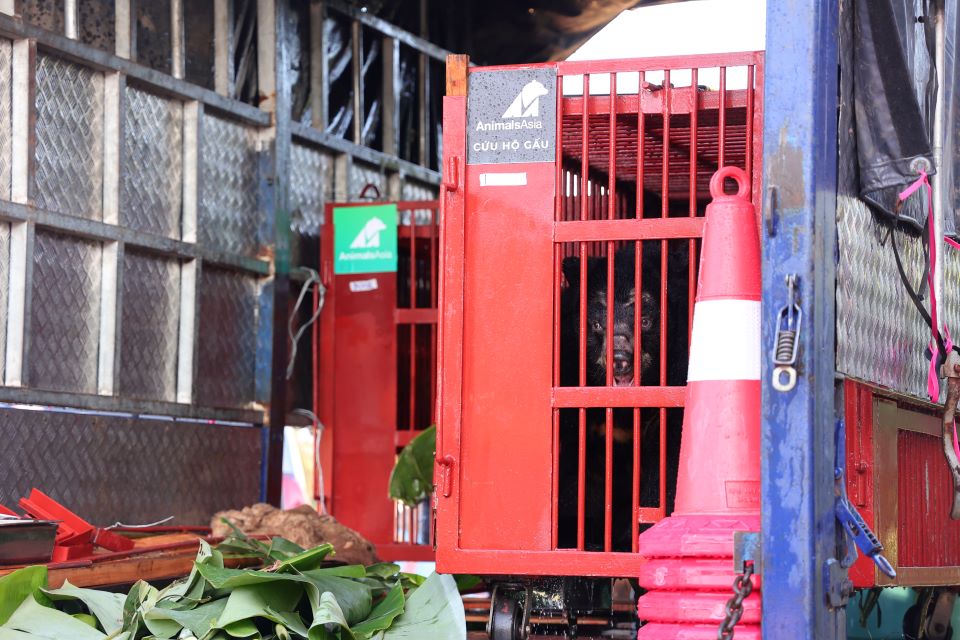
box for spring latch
[772,274,802,392]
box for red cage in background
[844,379,960,588]
[315,200,439,562]
[436,52,764,577]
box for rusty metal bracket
[939,350,960,520]
[733,531,762,575]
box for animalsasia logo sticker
[467,68,557,165]
[501,80,549,118]
[333,204,397,275]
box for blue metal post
[761,1,843,638]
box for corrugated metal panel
[119,249,180,401]
[121,85,183,238]
[35,54,104,220]
[897,429,960,567]
[199,113,259,256]
[29,231,101,393]
[0,406,261,525]
[196,266,258,408]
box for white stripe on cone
[686,299,761,382]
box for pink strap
[947,236,960,251]
[900,171,947,400]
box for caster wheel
[904,603,954,640]
[489,588,526,640]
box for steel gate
[316,199,439,561]
[436,52,763,577]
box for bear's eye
[641,317,653,331]
[592,320,603,332]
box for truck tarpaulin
[851,0,959,234]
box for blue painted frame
[761,0,844,638]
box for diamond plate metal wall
[35,54,104,220]
[350,160,386,200]
[0,407,261,525]
[121,85,183,238]
[400,178,438,226]
[0,39,12,201]
[199,114,259,256]
[0,223,9,380]
[29,231,102,394]
[290,142,332,238]
[401,179,436,201]
[835,196,960,401]
[196,266,258,408]
[120,249,180,401]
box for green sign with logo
[333,204,398,275]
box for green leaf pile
[0,533,465,640]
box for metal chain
[718,562,755,640]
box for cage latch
[833,419,896,579]
[443,156,461,192]
[436,454,455,498]
[771,274,801,392]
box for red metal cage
[436,52,764,577]
[315,200,439,562]
[844,379,960,587]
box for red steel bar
[552,84,565,551]
[603,72,618,552]
[554,218,704,243]
[553,386,685,408]
[430,211,438,424]
[745,65,755,189]
[576,73,591,551]
[689,68,699,342]
[719,66,727,167]
[632,70,647,550]
[659,71,671,517]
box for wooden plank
[445,54,468,97]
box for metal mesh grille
[290,142,332,238]
[0,407,261,525]
[35,54,104,219]
[121,85,183,238]
[0,39,12,201]
[196,266,258,408]
[350,160,386,200]
[837,196,932,399]
[199,114,259,255]
[29,231,102,393]
[119,249,180,401]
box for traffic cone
[636,166,762,639]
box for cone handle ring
[709,166,750,200]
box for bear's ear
[562,256,580,288]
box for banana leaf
[0,594,105,640]
[388,426,436,507]
[0,568,47,626]
[378,573,465,640]
[43,580,126,634]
